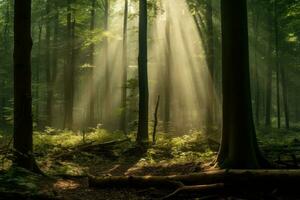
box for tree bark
[64,0,75,130]
[88,0,96,127]
[45,0,53,126]
[274,0,281,129]
[35,24,43,128]
[13,0,37,170]
[120,0,129,133]
[265,10,273,128]
[103,0,111,128]
[217,0,267,168]
[136,0,149,144]
[51,3,59,126]
[164,7,171,133]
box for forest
[0,0,300,199]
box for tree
[217,0,268,168]
[274,0,290,129]
[136,0,149,144]
[265,7,273,128]
[103,0,111,128]
[274,0,281,129]
[164,4,172,133]
[120,0,129,133]
[13,0,39,171]
[64,0,75,129]
[88,0,96,127]
[45,0,53,126]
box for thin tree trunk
[1,1,11,122]
[253,11,260,126]
[136,0,149,144]
[88,0,96,127]
[120,0,128,133]
[103,0,111,128]
[265,11,273,128]
[35,24,43,128]
[51,5,59,127]
[64,0,74,129]
[205,0,215,132]
[164,6,171,133]
[281,63,290,129]
[45,0,52,126]
[274,0,281,129]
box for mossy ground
[0,127,299,199]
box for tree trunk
[217,0,267,168]
[13,0,37,170]
[136,0,149,144]
[120,0,128,133]
[253,12,260,126]
[274,0,281,129]
[205,0,215,132]
[88,0,96,127]
[51,4,59,126]
[45,0,52,126]
[64,0,75,129]
[280,61,290,129]
[164,7,171,133]
[103,0,111,128]
[265,12,273,128]
[35,24,43,128]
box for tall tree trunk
[206,0,215,78]
[217,0,267,168]
[265,11,273,128]
[274,0,281,129]
[205,0,215,132]
[1,1,11,122]
[103,0,111,128]
[164,6,171,133]
[88,0,96,127]
[51,5,59,126]
[253,11,260,126]
[64,0,74,129]
[120,0,129,133]
[281,63,290,129]
[45,0,52,126]
[13,0,38,171]
[136,0,149,144]
[35,24,43,128]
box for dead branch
[160,183,224,200]
[152,95,160,145]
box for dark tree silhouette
[217,0,268,168]
[13,0,39,171]
[136,0,149,144]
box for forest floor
[0,127,300,199]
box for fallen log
[53,138,131,159]
[88,169,300,189]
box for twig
[152,95,160,144]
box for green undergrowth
[32,128,218,176]
[1,126,299,176]
[135,131,217,167]
[0,167,55,198]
